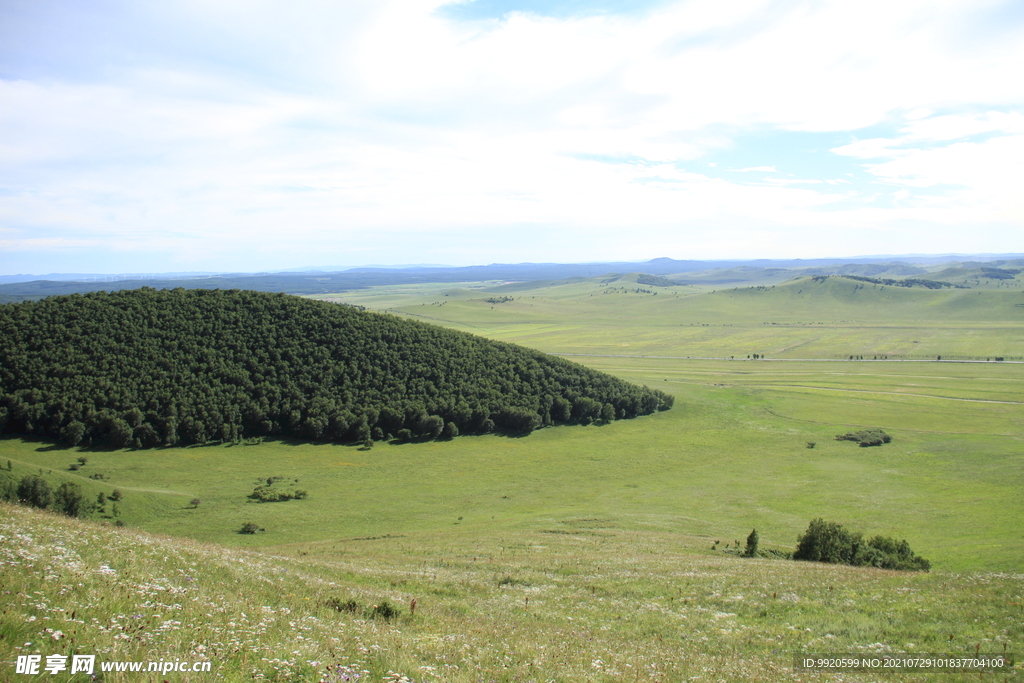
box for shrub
[249,484,306,502]
[54,481,87,518]
[794,518,929,571]
[835,429,892,447]
[497,576,531,587]
[238,522,261,534]
[109,488,123,501]
[0,472,17,502]
[794,518,858,564]
[324,598,360,613]
[189,498,201,508]
[367,600,399,620]
[17,475,52,509]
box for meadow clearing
[2,274,1022,681]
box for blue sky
[1,0,1022,275]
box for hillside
[2,502,1019,682]
[0,288,672,449]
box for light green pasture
[315,274,1024,360]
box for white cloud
[1,0,1022,272]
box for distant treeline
[813,275,966,289]
[0,288,673,448]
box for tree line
[0,288,674,449]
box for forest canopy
[0,288,673,448]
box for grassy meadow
[315,274,1024,361]
[2,274,1023,680]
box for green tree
[54,481,87,517]
[441,421,459,439]
[744,528,759,557]
[60,422,86,446]
[17,475,52,509]
[107,418,133,448]
[0,472,17,502]
[794,519,856,564]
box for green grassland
[314,274,1024,360]
[2,276,1023,681]
[2,502,1020,682]
[3,502,1020,683]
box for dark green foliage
[53,481,87,518]
[835,429,892,447]
[109,488,122,501]
[0,288,673,448]
[60,421,86,446]
[744,528,759,557]
[367,600,399,620]
[17,475,52,509]
[0,472,17,502]
[238,522,261,534]
[249,484,307,502]
[636,273,676,287]
[813,275,967,289]
[323,597,360,613]
[794,518,929,571]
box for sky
[1,0,1023,275]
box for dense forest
[0,288,673,448]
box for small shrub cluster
[835,429,892,447]
[323,597,360,613]
[321,597,400,620]
[497,575,532,587]
[249,476,307,502]
[369,600,400,620]
[794,518,930,571]
[238,522,263,534]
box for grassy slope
[2,503,1020,683]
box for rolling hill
[0,288,672,449]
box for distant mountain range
[2,255,1023,303]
